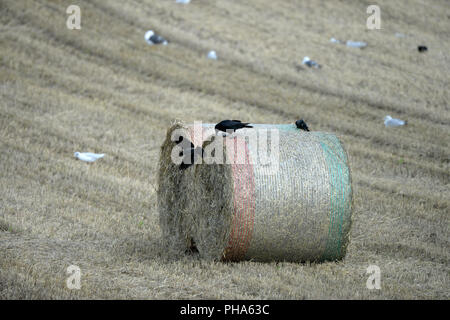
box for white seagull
[207,50,217,60]
[74,152,105,162]
[330,37,342,44]
[384,115,407,127]
[346,40,367,49]
[302,56,321,68]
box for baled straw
[158,122,353,262]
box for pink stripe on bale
[223,136,255,261]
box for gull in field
[346,40,367,49]
[144,30,168,45]
[330,37,342,44]
[384,115,407,127]
[74,152,105,162]
[302,56,321,69]
[330,38,367,48]
[207,50,218,60]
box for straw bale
[158,122,353,262]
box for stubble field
[0,0,449,299]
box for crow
[179,145,204,170]
[174,135,204,170]
[295,119,310,131]
[215,120,253,135]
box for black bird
[215,120,253,135]
[295,119,310,131]
[418,45,428,53]
[173,134,201,170]
[179,145,204,170]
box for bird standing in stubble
[144,30,168,45]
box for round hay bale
[158,122,353,262]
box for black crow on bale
[179,145,204,170]
[215,120,253,135]
[174,135,203,170]
[295,119,310,132]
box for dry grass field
[0,0,449,299]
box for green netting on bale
[314,132,353,261]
